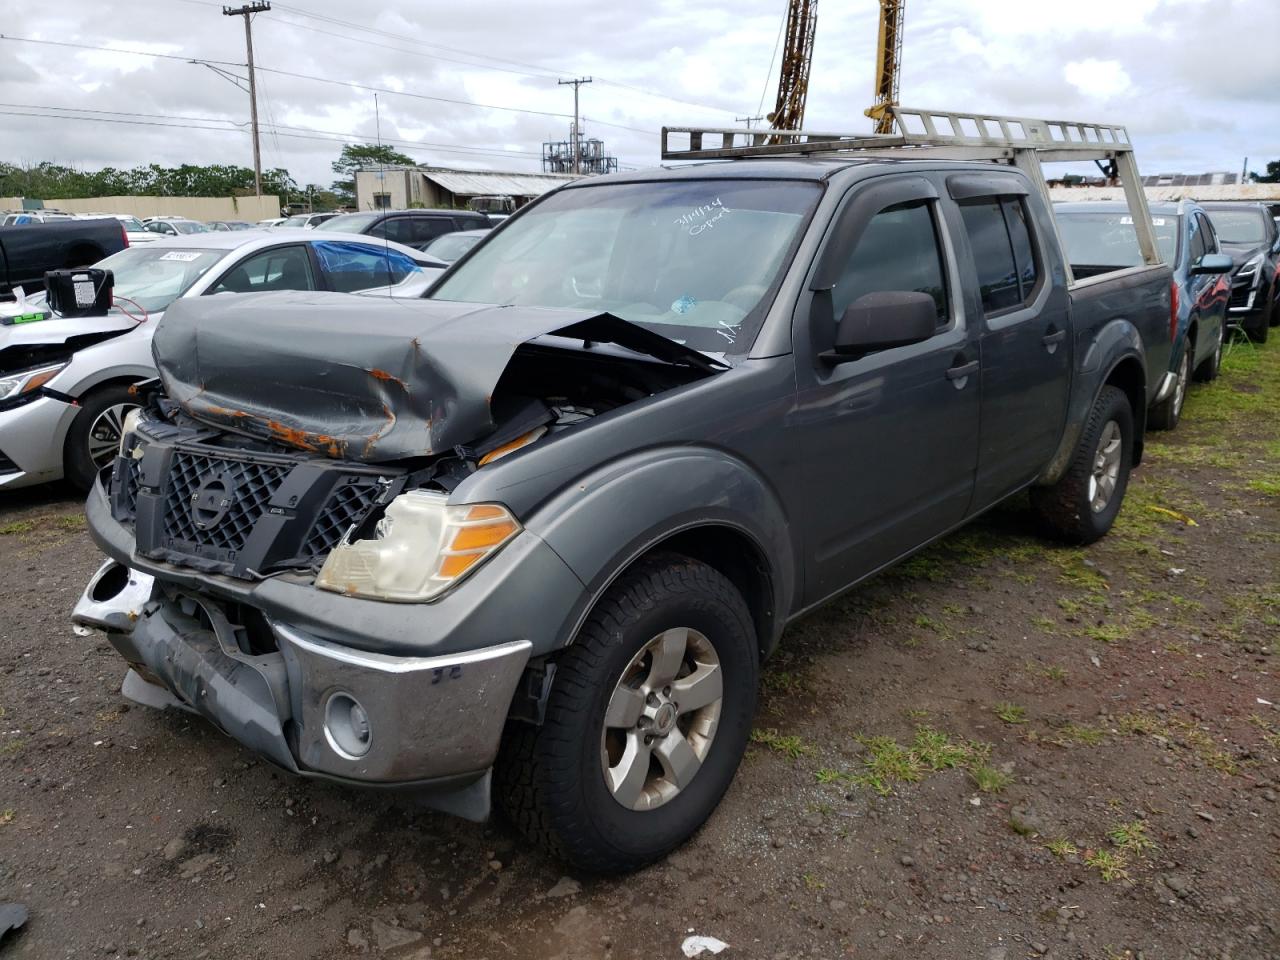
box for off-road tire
[64,384,138,493]
[495,554,757,873]
[1030,385,1133,545]
[1192,322,1223,383]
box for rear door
[792,174,980,603]
[947,177,1071,509]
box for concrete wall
[0,195,283,221]
[1049,184,1280,203]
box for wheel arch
[1102,353,1147,465]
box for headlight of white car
[0,362,66,403]
[315,490,521,602]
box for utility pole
[736,114,765,129]
[223,2,271,197]
[558,77,592,175]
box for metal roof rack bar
[659,105,1160,279]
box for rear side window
[1188,214,1209,262]
[958,198,1039,315]
[833,201,949,325]
[313,241,417,292]
[374,216,456,246]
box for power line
[0,33,244,68]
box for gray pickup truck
[75,136,1173,871]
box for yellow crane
[865,0,905,134]
[767,0,818,133]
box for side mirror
[1192,253,1233,275]
[824,290,938,362]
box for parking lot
[0,338,1274,959]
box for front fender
[524,445,796,656]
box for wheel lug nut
[663,686,672,697]
[646,692,660,707]
[637,716,650,729]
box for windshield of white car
[1055,212,1179,267]
[1204,209,1267,245]
[424,232,484,261]
[93,246,225,313]
[316,213,379,232]
[430,179,822,352]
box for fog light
[324,692,372,759]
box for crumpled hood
[154,291,721,462]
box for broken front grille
[162,451,291,555]
[112,437,401,579]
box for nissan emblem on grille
[191,471,238,530]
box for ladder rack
[659,106,1161,272]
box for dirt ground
[1,337,1277,960]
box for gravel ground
[1,337,1277,960]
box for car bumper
[1151,369,1178,404]
[0,395,78,490]
[79,479,586,817]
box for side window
[833,201,949,326]
[958,197,1038,315]
[1187,215,1207,263]
[409,217,455,245]
[209,245,316,295]
[1195,213,1217,255]
[313,241,418,293]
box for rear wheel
[1193,322,1223,383]
[1030,385,1133,545]
[1148,348,1189,431]
[496,555,757,873]
[64,385,138,493]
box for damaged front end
[80,291,724,813]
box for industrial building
[353,166,579,212]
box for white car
[257,217,288,229]
[0,230,446,491]
[78,213,158,245]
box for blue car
[1055,200,1233,430]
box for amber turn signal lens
[450,520,518,551]
[437,553,482,579]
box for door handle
[1042,329,1067,348]
[946,359,980,381]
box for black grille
[0,448,16,475]
[301,478,383,562]
[1228,283,1253,309]
[162,451,290,554]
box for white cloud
[1063,59,1133,101]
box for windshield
[431,179,821,352]
[170,221,208,235]
[1055,212,1179,267]
[317,212,379,233]
[281,216,309,228]
[1204,209,1267,245]
[424,232,485,261]
[94,246,225,313]
[118,217,145,231]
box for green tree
[330,143,418,205]
[1248,160,1279,184]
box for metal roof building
[354,166,579,211]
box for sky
[2,0,1277,191]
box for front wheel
[64,385,138,493]
[496,555,757,873]
[1030,385,1133,545]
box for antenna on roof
[374,92,393,296]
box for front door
[793,175,980,605]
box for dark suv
[316,209,490,251]
[1200,202,1280,342]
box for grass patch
[1108,820,1156,854]
[1247,477,1280,496]
[968,764,1011,793]
[828,726,995,797]
[1052,723,1106,747]
[994,702,1028,725]
[1085,623,1128,644]
[1046,838,1078,858]
[750,728,810,759]
[0,809,13,826]
[0,520,36,536]
[1085,848,1130,883]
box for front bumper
[0,394,78,490]
[74,557,532,819]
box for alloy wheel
[1088,420,1122,513]
[600,627,723,811]
[87,403,136,468]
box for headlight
[1237,253,1264,280]
[315,490,520,602]
[118,407,144,457]
[0,362,66,402]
